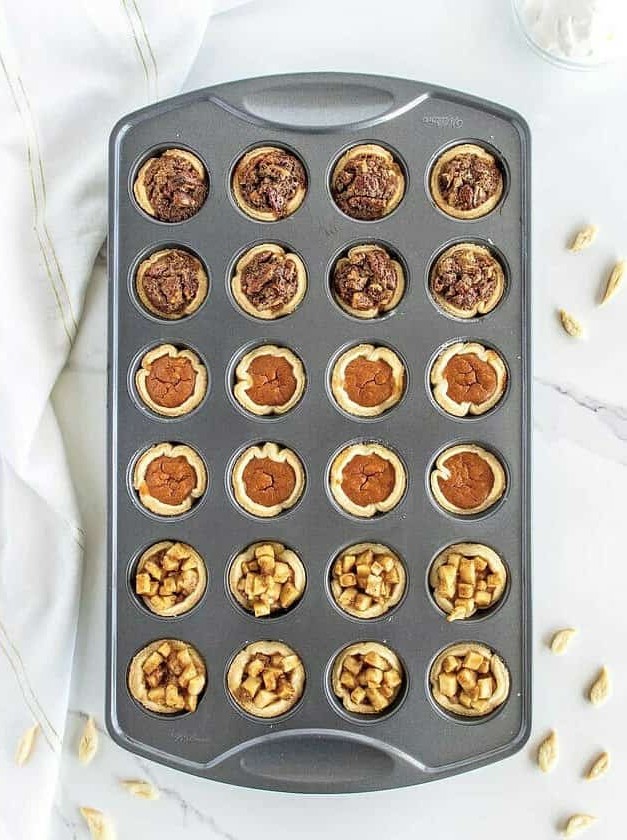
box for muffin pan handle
[210,72,429,130]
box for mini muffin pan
[107,73,531,792]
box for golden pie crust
[135,248,208,320]
[330,543,406,619]
[231,442,305,518]
[429,543,506,621]
[135,344,207,417]
[135,541,207,617]
[429,243,505,320]
[232,146,307,221]
[133,149,207,221]
[229,541,306,617]
[331,344,405,417]
[332,244,405,319]
[430,444,505,516]
[430,342,507,417]
[231,244,307,320]
[227,641,305,718]
[430,642,510,717]
[233,345,305,416]
[330,443,406,518]
[430,143,504,220]
[133,442,207,517]
[331,144,405,220]
[128,639,206,715]
[331,642,404,715]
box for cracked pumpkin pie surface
[233,345,305,416]
[135,344,207,417]
[128,639,206,715]
[331,144,405,221]
[330,443,406,518]
[133,442,207,517]
[227,641,305,718]
[430,444,505,516]
[430,143,503,220]
[331,344,405,417]
[133,148,208,223]
[430,342,507,417]
[231,442,305,518]
[332,642,404,715]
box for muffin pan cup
[107,73,531,792]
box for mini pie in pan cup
[136,248,208,321]
[128,638,206,714]
[429,243,505,320]
[231,442,305,518]
[429,143,504,221]
[233,345,305,416]
[429,542,506,621]
[232,146,307,221]
[227,640,305,718]
[133,148,208,223]
[430,341,507,418]
[228,541,305,617]
[133,442,207,517]
[331,344,405,418]
[430,642,510,717]
[135,344,207,418]
[430,443,505,516]
[330,442,406,518]
[330,144,405,221]
[134,541,207,617]
[330,543,406,619]
[231,244,307,320]
[332,244,405,319]
[331,641,404,715]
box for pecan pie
[430,642,510,717]
[330,443,406,518]
[233,345,305,416]
[330,543,406,619]
[331,144,405,220]
[231,244,307,320]
[227,641,305,718]
[136,248,208,320]
[430,444,506,516]
[332,642,404,715]
[332,244,405,319]
[430,342,507,417]
[135,344,207,417]
[229,542,305,617]
[135,541,207,617]
[429,543,506,621]
[232,146,307,221]
[331,344,405,417]
[128,639,206,714]
[430,143,504,220]
[231,442,305,518]
[133,442,207,517]
[429,243,505,319]
[133,149,208,222]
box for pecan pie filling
[246,355,297,407]
[137,151,208,222]
[242,457,297,508]
[333,246,400,314]
[144,354,197,409]
[138,249,205,318]
[437,153,501,213]
[240,250,298,312]
[431,247,499,313]
[145,455,197,507]
[341,454,396,507]
[332,151,403,220]
[344,357,394,407]
[443,354,497,406]
[235,148,306,218]
[437,451,495,511]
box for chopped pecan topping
[333,248,398,312]
[143,154,207,222]
[237,149,306,217]
[437,153,501,213]
[431,247,499,311]
[139,250,202,316]
[332,153,401,220]
[240,250,298,312]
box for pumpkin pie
[232,146,307,221]
[233,345,305,416]
[227,641,305,718]
[128,639,206,714]
[330,443,406,518]
[430,143,504,220]
[430,642,510,717]
[229,542,305,617]
[136,248,208,320]
[430,342,507,417]
[135,344,207,417]
[330,543,406,619]
[231,244,307,320]
[331,344,405,417]
[332,244,405,319]
[231,442,305,518]
[429,243,505,319]
[429,543,506,621]
[331,144,405,220]
[133,442,207,517]
[133,149,208,222]
[331,642,404,715]
[430,444,505,516]
[134,541,207,617]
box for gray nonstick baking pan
[107,72,531,793]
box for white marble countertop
[51,0,627,837]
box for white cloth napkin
[0,2,254,836]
